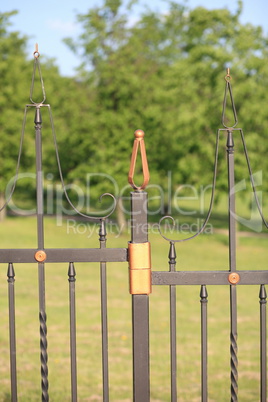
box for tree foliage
[64,0,268,209]
[1,1,268,221]
[0,12,92,217]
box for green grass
[0,216,267,401]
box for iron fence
[0,50,267,401]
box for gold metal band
[128,242,152,295]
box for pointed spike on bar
[34,108,42,124]
[259,284,267,300]
[200,285,208,299]
[68,262,76,280]
[7,262,15,279]
[226,130,234,148]
[168,242,176,261]
[99,219,107,238]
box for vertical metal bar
[169,242,177,402]
[131,191,150,402]
[227,130,238,402]
[99,220,109,402]
[200,285,208,402]
[7,263,18,402]
[35,108,49,401]
[68,262,77,402]
[259,285,267,402]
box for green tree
[0,12,93,220]
[64,0,268,219]
[0,11,33,220]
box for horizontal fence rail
[152,271,268,286]
[0,248,128,263]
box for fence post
[128,129,151,402]
[130,191,150,402]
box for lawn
[0,215,267,401]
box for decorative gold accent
[128,242,152,295]
[228,272,240,285]
[128,129,150,191]
[35,250,47,262]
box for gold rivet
[35,250,47,262]
[228,272,240,285]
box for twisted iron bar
[230,332,238,402]
[39,310,49,401]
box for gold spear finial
[128,129,150,191]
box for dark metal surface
[99,220,109,402]
[0,247,127,263]
[35,107,49,402]
[152,270,268,286]
[68,262,77,402]
[259,285,267,402]
[7,263,17,402]
[225,79,238,402]
[169,242,177,402]
[200,285,208,402]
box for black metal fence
[1,54,267,401]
